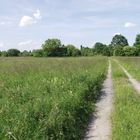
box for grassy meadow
[1,56,140,140]
[111,59,140,140]
[0,57,107,140]
[115,57,140,82]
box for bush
[7,49,20,56]
[32,49,43,57]
[21,50,32,56]
[123,46,137,56]
[113,46,125,56]
[1,51,8,57]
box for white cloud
[33,9,42,19]
[124,22,137,28]
[19,9,41,27]
[19,16,36,27]
[18,40,33,46]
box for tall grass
[115,57,140,82]
[111,60,140,140]
[0,57,107,140]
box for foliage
[2,35,140,57]
[32,49,44,57]
[65,45,81,56]
[108,45,114,56]
[111,34,129,47]
[93,42,110,56]
[66,45,76,56]
[102,46,110,56]
[81,46,93,56]
[21,50,32,56]
[113,46,125,56]
[42,39,62,56]
[134,34,140,48]
[1,51,8,57]
[7,49,20,56]
[136,47,140,56]
[94,42,105,54]
[70,48,81,56]
[55,45,68,56]
[123,46,137,56]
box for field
[0,57,107,140]
[1,57,140,140]
[115,57,140,82]
[111,59,140,140]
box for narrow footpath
[84,60,113,140]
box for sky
[0,0,140,51]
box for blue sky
[0,0,140,51]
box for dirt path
[114,59,140,94]
[84,60,113,140]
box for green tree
[111,34,129,47]
[32,49,43,57]
[7,49,20,56]
[123,46,137,56]
[94,42,104,54]
[42,39,62,56]
[134,34,140,48]
[1,51,8,57]
[66,45,77,56]
[81,47,93,56]
[113,46,125,56]
[94,42,109,56]
[21,50,32,56]
[71,48,81,56]
[102,47,110,56]
[108,45,114,56]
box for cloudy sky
[0,0,140,51]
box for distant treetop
[111,34,129,47]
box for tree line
[1,34,140,57]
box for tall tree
[113,46,125,56]
[81,46,93,56]
[134,34,140,48]
[111,34,129,47]
[108,45,114,56]
[66,44,79,56]
[94,42,109,55]
[42,39,62,56]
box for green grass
[0,57,107,140]
[115,57,140,82]
[111,59,140,140]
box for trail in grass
[84,60,113,140]
[114,59,140,94]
